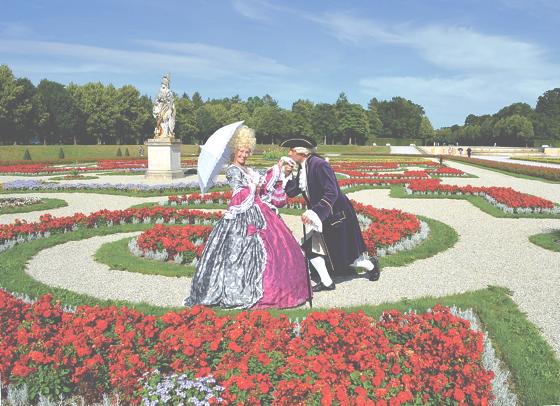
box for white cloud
[138,40,295,76]
[311,11,560,126]
[0,38,295,80]
[231,0,272,21]
[312,12,559,76]
[359,74,560,127]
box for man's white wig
[291,146,316,155]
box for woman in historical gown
[184,126,310,309]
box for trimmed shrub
[116,147,122,157]
[22,149,32,160]
[58,148,65,159]
[124,147,130,157]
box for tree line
[0,64,432,146]
[434,90,560,146]
[1,64,558,146]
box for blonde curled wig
[229,125,256,160]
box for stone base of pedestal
[144,138,184,181]
[144,169,185,181]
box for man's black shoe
[366,268,380,281]
[312,281,336,292]
[366,256,381,281]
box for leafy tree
[290,99,315,139]
[366,98,383,140]
[175,95,198,143]
[312,103,338,145]
[36,79,82,144]
[377,97,424,139]
[68,82,119,144]
[418,116,434,142]
[58,148,65,159]
[195,103,229,143]
[493,114,534,146]
[0,66,48,144]
[191,92,204,110]
[114,85,152,145]
[22,148,31,160]
[495,102,533,119]
[337,102,369,145]
[535,88,560,140]
[226,102,250,123]
[251,104,286,144]
[116,147,122,156]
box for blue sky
[1,0,559,128]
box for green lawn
[0,144,392,164]
[0,144,199,163]
[390,185,560,218]
[95,236,197,277]
[529,229,560,252]
[0,197,67,215]
[510,156,560,165]
[446,157,560,183]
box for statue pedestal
[144,138,184,181]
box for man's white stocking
[310,256,333,287]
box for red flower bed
[407,179,558,211]
[285,197,421,255]
[0,207,222,247]
[336,170,430,179]
[338,178,411,188]
[448,156,560,182]
[353,202,421,254]
[135,224,212,261]
[430,167,466,176]
[0,291,494,404]
[331,161,439,173]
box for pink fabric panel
[228,187,251,208]
[253,200,310,309]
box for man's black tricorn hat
[279,136,317,149]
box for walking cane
[302,223,313,308]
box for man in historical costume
[280,137,380,292]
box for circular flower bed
[130,224,213,264]
[0,207,222,253]
[0,291,495,405]
[161,196,425,258]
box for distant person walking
[467,147,472,158]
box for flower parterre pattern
[0,207,222,252]
[135,224,213,262]
[0,290,494,405]
[406,179,560,213]
[0,159,198,175]
[165,193,422,257]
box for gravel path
[0,193,163,225]
[14,160,560,357]
[472,155,560,169]
[390,146,421,155]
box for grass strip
[529,230,560,252]
[95,237,196,277]
[445,157,560,184]
[390,185,560,219]
[0,198,68,215]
